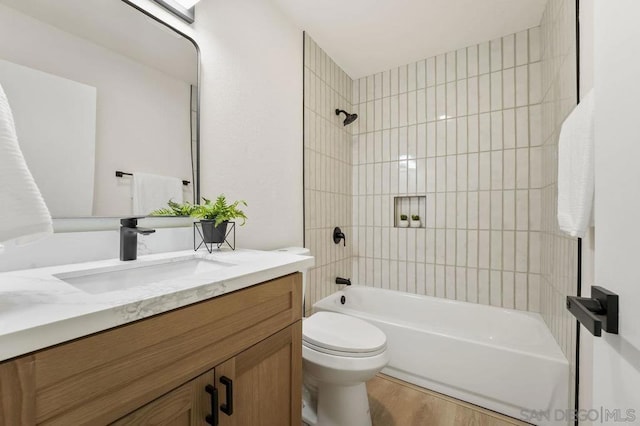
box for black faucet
[120,217,155,261]
[336,277,351,286]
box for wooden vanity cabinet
[0,273,302,426]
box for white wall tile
[446,82,457,118]
[478,191,491,230]
[479,114,491,152]
[503,33,515,69]
[503,68,515,109]
[468,116,479,152]
[390,95,399,128]
[490,38,502,72]
[426,56,436,87]
[478,74,491,113]
[374,99,382,131]
[467,77,479,115]
[503,109,516,149]
[478,41,490,75]
[417,89,426,124]
[490,191,502,229]
[515,65,529,107]
[426,86,436,122]
[367,75,375,101]
[529,104,542,146]
[456,48,467,79]
[436,84,446,120]
[491,111,503,150]
[436,120,446,157]
[515,30,528,66]
[528,62,542,104]
[416,60,426,89]
[308,26,548,318]
[407,63,417,92]
[515,107,529,147]
[390,67,399,96]
[399,64,408,93]
[436,54,446,85]
[446,119,457,155]
[478,269,490,304]
[467,45,478,77]
[446,51,456,82]
[529,27,541,63]
[382,70,391,98]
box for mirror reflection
[0,0,198,218]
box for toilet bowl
[274,247,389,426]
[302,311,389,426]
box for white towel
[557,90,595,238]
[0,82,52,247]
[132,172,183,215]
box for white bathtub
[313,286,570,426]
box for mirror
[0,0,199,220]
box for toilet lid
[303,312,386,355]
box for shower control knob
[333,227,346,246]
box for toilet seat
[303,312,387,358]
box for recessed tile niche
[394,196,426,228]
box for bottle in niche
[410,214,421,228]
[398,214,409,228]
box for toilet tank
[273,247,310,311]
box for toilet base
[304,381,372,426]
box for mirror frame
[151,0,195,24]
[46,0,201,232]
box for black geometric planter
[194,220,235,253]
[200,220,228,244]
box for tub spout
[336,277,351,286]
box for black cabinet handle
[220,376,234,416]
[205,385,219,426]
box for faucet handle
[120,217,146,227]
[333,227,346,246]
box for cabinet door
[111,370,213,426]
[216,322,302,426]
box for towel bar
[115,170,190,186]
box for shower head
[335,109,358,126]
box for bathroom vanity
[0,249,312,425]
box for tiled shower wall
[303,34,353,317]
[351,29,544,312]
[539,0,579,400]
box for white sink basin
[54,256,234,294]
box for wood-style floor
[367,374,530,426]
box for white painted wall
[591,0,640,423]
[128,0,304,250]
[194,0,303,250]
[0,3,193,217]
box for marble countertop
[0,249,314,362]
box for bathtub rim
[313,286,569,365]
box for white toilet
[274,247,389,426]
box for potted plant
[398,214,409,228]
[192,195,247,244]
[411,214,421,228]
